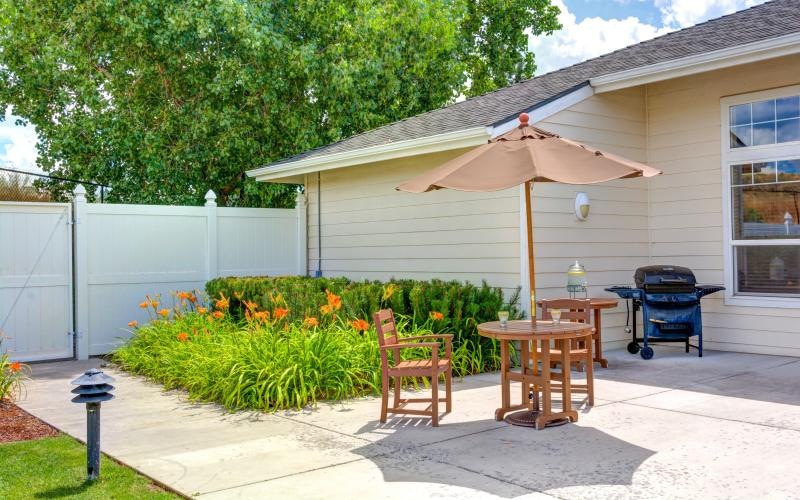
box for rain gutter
[591,32,800,93]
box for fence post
[295,191,308,277]
[73,185,89,360]
[205,190,218,281]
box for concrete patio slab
[198,452,552,500]
[16,348,800,499]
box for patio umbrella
[397,112,662,309]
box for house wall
[305,150,522,297]
[532,87,649,347]
[306,87,650,348]
[645,54,800,356]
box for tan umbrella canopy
[397,113,661,311]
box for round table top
[477,320,594,341]
[536,297,618,309]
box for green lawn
[0,435,179,499]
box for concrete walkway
[18,348,800,499]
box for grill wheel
[627,342,640,354]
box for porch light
[574,192,590,221]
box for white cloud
[529,0,673,75]
[0,108,40,173]
[656,0,767,28]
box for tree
[0,0,560,206]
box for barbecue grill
[605,265,724,360]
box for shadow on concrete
[352,418,655,497]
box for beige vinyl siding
[533,87,649,347]
[305,88,650,339]
[305,149,522,296]
[645,54,800,356]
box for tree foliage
[0,0,560,206]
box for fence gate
[0,202,73,361]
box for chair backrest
[540,298,591,323]
[373,309,399,347]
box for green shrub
[205,276,521,367]
[113,308,501,411]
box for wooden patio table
[477,320,594,430]
[538,298,618,368]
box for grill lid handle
[659,277,687,283]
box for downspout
[315,171,322,277]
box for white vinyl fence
[2,187,307,361]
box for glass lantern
[566,260,588,298]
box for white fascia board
[247,126,490,182]
[489,84,595,137]
[591,32,800,93]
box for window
[723,87,800,306]
[729,96,800,148]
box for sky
[0,0,768,174]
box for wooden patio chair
[373,308,453,426]
[539,298,594,406]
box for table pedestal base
[504,409,577,429]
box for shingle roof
[264,0,800,169]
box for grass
[114,307,501,411]
[0,434,178,499]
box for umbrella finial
[518,112,529,127]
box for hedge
[205,276,521,370]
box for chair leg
[585,353,594,407]
[445,367,452,412]
[431,373,439,427]
[380,375,389,423]
[393,376,401,408]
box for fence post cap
[295,190,307,206]
[204,190,217,206]
[73,184,87,199]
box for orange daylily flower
[215,294,229,310]
[212,311,224,319]
[139,301,149,309]
[127,320,138,328]
[303,317,319,327]
[350,319,370,332]
[273,307,289,320]
[10,361,22,373]
[197,306,208,314]
[320,304,332,315]
[325,290,342,310]
[243,300,258,311]
[177,291,192,301]
[253,311,269,322]
[430,311,444,321]
[176,332,189,342]
[158,309,170,318]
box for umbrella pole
[525,180,538,404]
[524,181,536,315]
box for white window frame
[721,84,800,308]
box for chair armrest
[398,335,453,358]
[398,334,454,342]
[380,342,440,351]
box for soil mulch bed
[0,401,59,443]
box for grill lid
[635,265,696,292]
